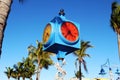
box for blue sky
[0,0,120,80]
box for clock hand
[65,31,74,41]
[64,31,69,38]
[64,30,73,38]
[69,31,78,41]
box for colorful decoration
[42,9,80,80]
[42,9,80,60]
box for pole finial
[59,9,65,16]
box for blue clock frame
[43,12,80,59]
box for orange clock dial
[43,24,51,44]
[61,22,79,42]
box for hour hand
[64,31,69,38]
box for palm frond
[81,59,88,72]
[112,2,118,10]
[74,70,84,78]
[110,2,120,59]
[110,1,120,34]
[75,58,79,70]
[73,40,92,75]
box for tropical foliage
[74,70,84,79]
[110,1,120,58]
[27,41,54,80]
[5,41,54,80]
[4,67,13,80]
[74,40,93,80]
[5,57,35,80]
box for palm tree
[4,67,13,80]
[74,40,93,80]
[110,1,120,59]
[22,57,35,80]
[11,70,18,79]
[74,70,84,79]
[5,57,35,80]
[0,0,24,57]
[28,40,54,80]
[0,0,12,56]
[13,58,35,80]
[13,62,24,80]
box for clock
[43,24,52,44]
[61,22,79,42]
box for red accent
[61,22,79,42]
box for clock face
[61,22,79,42]
[43,24,52,44]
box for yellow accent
[43,24,51,43]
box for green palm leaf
[110,1,120,59]
[27,40,54,80]
[74,40,93,80]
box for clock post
[42,9,80,80]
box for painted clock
[61,22,79,42]
[43,24,52,44]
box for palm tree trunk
[36,71,39,80]
[30,77,32,80]
[23,77,25,80]
[36,56,41,80]
[36,71,40,80]
[79,61,81,80]
[18,77,20,80]
[0,0,12,56]
[117,34,120,59]
[36,68,40,80]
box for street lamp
[99,67,106,75]
[98,59,120,80]
[115,68,120,75]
